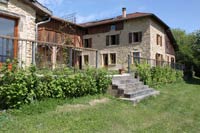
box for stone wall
[0,0,36,66]
[150,19,175,63]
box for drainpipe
[33,17,51,65]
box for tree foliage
[172,29,200,77]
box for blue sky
[38,0,200,33]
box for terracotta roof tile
[80,12,152,27]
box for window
[85,29,89,34]
[106,34,120,46]
[133,52,140,63]
[103,54,108,67]
[110,25,116,31]
[171,57,175,68]
[171,57,175,63]
[0,16,17,62]
[129,32,142,43]
[110,53,116,65]
[84,55,89,65]
[84,38,92,48]
[111,34,119,45]
[133,52,140,58]
[157,34,162,46]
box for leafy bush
[135,63,183,86]
[0,64,111,109]
[0,64,37,109]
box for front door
[155,53,163,66]
[103,54,108,67]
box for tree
[192,30,200,77]
[172,29,195,78]
[172,29,200,78]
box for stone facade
[150,19,175,62]
[0,0,36,66]
[0,0,36,39]
[83,17,175,70]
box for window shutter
[156,34,159,45]
[116,34,120,45]
[129,33,132,43]
[89,38,92,48]
[139,32,142,42]
[160,36,162,46]
[106,35,110,46]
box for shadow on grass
[185,77,200,85]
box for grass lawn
[1,78,200,133]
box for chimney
[122,8,127,18]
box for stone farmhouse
[81,8,177,70]
[0,0,177,70]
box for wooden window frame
[157,34,162,46]
[84,55,89,65]
[110,53,116,65]
[129,32,142,44]
[110,34,120,45]
[84,38,92,48]
[110,25,116,31]
[0,14,19,61]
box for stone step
[120,90,160,104]
[112,78,139,85]
[123,85,149,93]
[118,79,139,84]
[112,75,137,82]
[124,88,154,98]
[116,82,144,89]
[111,74,160,104]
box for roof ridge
[79,12,152,27]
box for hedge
[0,65,111,109]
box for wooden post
[69,48,73,67]
[128,54,131,73]
[96,50,98,68]
[52,46,57,70]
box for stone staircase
[112,74,160,104]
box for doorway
[103,54,108,67]
[155,53,163,66]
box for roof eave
[23,0,52,16]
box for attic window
[0,0,8,4]
[110,25,116,31]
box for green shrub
[0,66,38,109]
[0,65,111,109]
[136,63,152,85]
[136,63,183,86]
